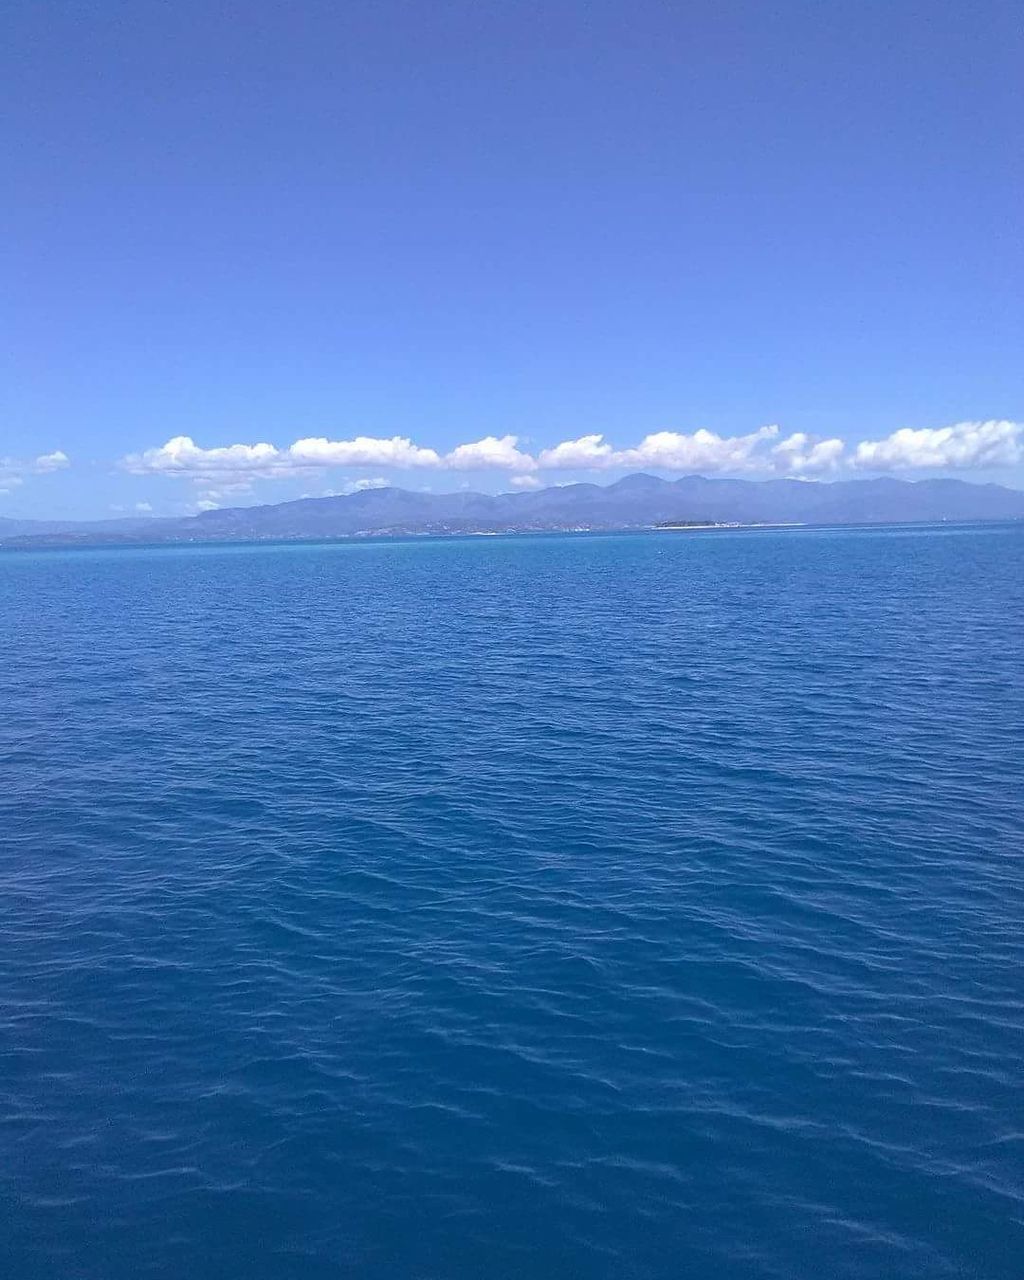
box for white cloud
[0,449,71,495]
[343,476,390,493]
[124,434,448,480]
[771,432,845,475]
[538,434,615,469]
[195,498,220,512]
[35,450,70,472]
[123,435,289,480]
[852,420,1023,471]
[612,424,781,473]
[535,426,785,474]
[443,434,537,472]
[134,501,154,513]
[509,473,542,489]
[289,435,441,469]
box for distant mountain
[0,515,156,538]
[3,474,1023,547]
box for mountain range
[3,473,1023,546]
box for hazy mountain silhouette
[3,474,1023,546]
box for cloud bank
[851,420,1022,471]
[120,421,1023,487]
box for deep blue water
[1,525,1022,1279]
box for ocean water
[1,524,1022,1280]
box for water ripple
[1,525,1022,1278]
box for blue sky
[3,0,1022,519]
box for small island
[653,519,805,530]
[654,519,733,528]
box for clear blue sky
[3,0,1022,518]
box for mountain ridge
[3,473,1023,546]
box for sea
[1,523,1022,1280]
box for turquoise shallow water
[1,525,1022,1279]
